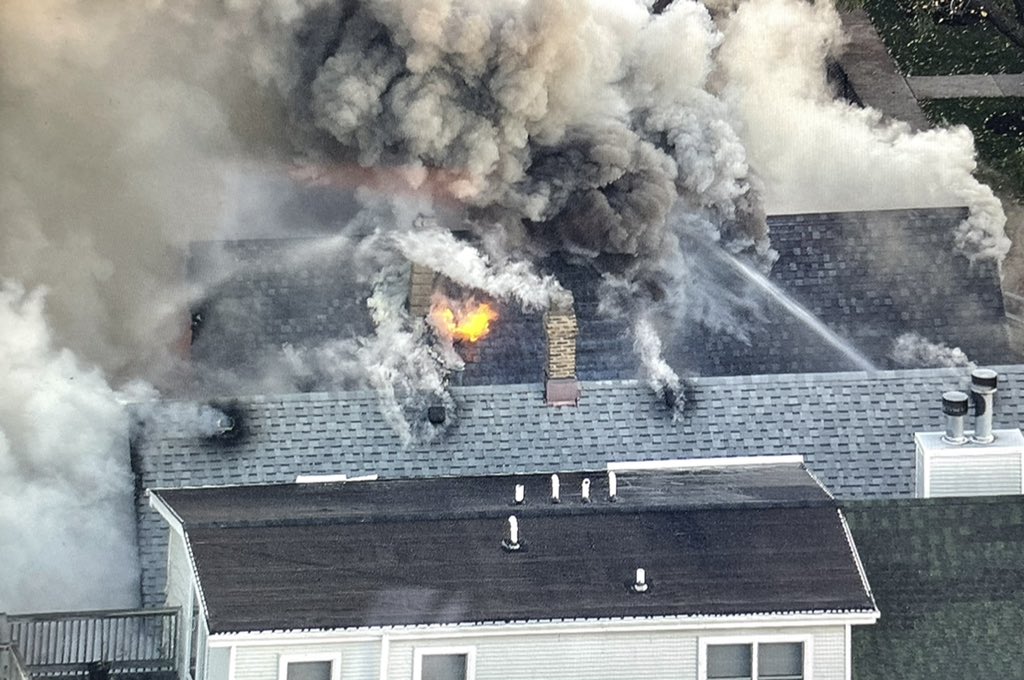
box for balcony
[1,609,178,680]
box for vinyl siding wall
[215,624,847,680]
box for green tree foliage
[865,0,1024,74]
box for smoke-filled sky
[0,0,1014,611]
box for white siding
[223,624,847,680]
[928,453,1022,497]
[232,643,378,680]
[388,630,693,680]
[166,531,192,609]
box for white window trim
[699,634,813,680]
[277,653,342,680]
[412,646,476,680]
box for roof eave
[206,608,880,642]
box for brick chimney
[408,263,438,319]
[544,297,581,405]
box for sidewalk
[836,10,931,129]
[907,74,1024,98]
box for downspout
[378,634,390,680]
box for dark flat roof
[154,465,875,633]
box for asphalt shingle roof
[152,464,875,633]
[844,497,1024,680]
[185,208,1015,386]
[132,364,1024,606]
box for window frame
[699,634,813,680]
[277,653,342,680]
[412,646,476,680]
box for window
[702,639,807,680]
[277,654,341,680]
[412,647,475,680]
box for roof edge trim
[607,455,803,472]
[207,609,879,642]
[837,507,878,612]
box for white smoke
[716,0,1010,261]
[891,332,975,369]
[633,314,683,406]
[0,283,139,612]
[2,0,1014,613]
[394,226,571,311]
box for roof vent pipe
[608,471,618,502]
[941,391,969,445]
[514,484,525,505]
[970,368,998,444]
[551,474,560,503]
[633,568,649,593]
[502,515,521,551]
[581,478,591,503]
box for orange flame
[429,298,499,343]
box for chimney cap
[971,368,998,389]
[941,391,970,416]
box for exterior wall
[214,624,847,680]
[231,642,379,680]
[166,531,193,610]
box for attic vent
[214,415,235,434]
[581,477,591,502]
[550,474,560,503]
[970,368,998,444]
[514,484,525,505]
[941,390,969,444]
[608,471,618,502]
[426,406,446,425]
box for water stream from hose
[719,251,878,372]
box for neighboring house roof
[844,496,1024,680]
[150,463,876,633]
[185,208,1015,387]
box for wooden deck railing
[3,609,178,679]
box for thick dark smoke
[252,0,768,265]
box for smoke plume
[891,332,976,369]
[716,0,1011,261]
[0,284,138,612]
[2,0,1014,612]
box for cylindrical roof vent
[502,515,521,551]
[551,474,560,504]
[514,484,525,505]
[970,368,998,444]
[608,471,618,502]
[633,568,649,593]
[941,391,969,445]
[581,478,591,503]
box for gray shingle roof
[185,208,1016,387]
[132,364,1024,606]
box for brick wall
[544,305,578,379]
[408,264,437,319]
